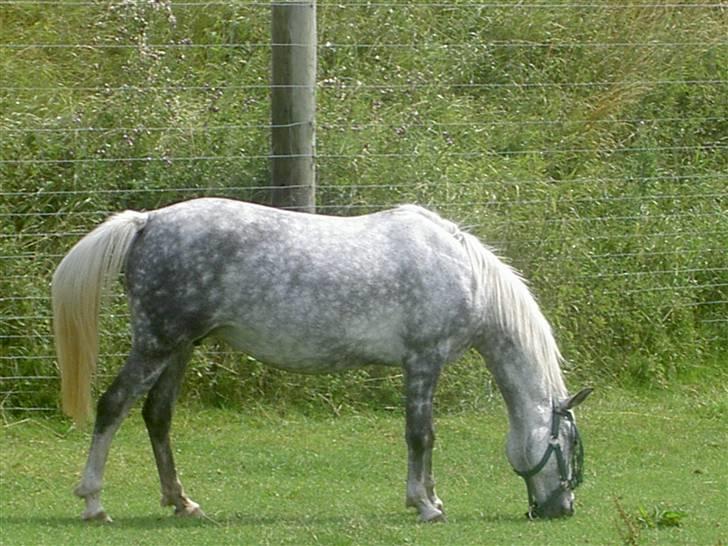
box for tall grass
[1,1,726,414]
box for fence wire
[1,1,726,414]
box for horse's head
[510,387,593,519]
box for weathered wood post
[270,0,316,212]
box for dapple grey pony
[52,198,591,523]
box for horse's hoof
[175,502,204,518]
[82,510,113,523]
[419,507,446,523]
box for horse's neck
[468,244,565,424]
[477,329,554,435]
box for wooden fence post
[270,1,316,213]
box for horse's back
[124,199,478,369]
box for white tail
[52,210,148,425]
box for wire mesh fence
[1,1,726,415]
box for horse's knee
[406,425,435,454]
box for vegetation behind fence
[1,1,726,416]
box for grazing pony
[52,198,591,522]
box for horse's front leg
[141,345,203,518]
[424,443,443,512]
[404,356,445,522]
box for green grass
[1,386,726,545]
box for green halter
[512,403,584,519]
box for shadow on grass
[0,514,204,530]
[0,509,526,530]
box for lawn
[1,385,725,545]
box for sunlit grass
[1,386,726,545]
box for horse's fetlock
[74,481,100,498]
[160,494,175,507]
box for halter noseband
[512,403,584,519]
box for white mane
[458,230,568,399]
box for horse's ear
[560,387,593,411]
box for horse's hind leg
[74,349,172,522]
[141,345,202,517]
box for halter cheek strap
[512,404,584,519]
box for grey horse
[52,198,591,523]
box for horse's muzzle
[527,490,574,519]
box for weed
[635,504,687,529]
[614,496,689,545]
[614,496,642,546]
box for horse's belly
[214,321,405,372]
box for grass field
[1,384,725,546]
